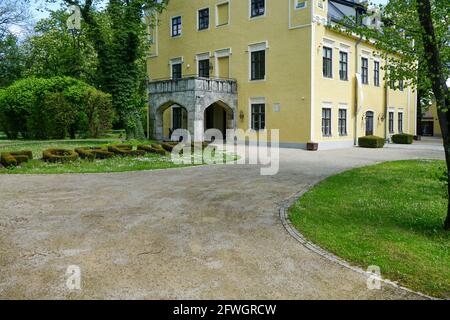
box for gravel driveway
[0,141,444,299]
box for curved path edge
[278,177,438,301]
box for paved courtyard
[0,139,445,299]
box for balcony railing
[148,76,237,95]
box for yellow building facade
[147,0,416,149]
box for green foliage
[392,133,414,144]
[289,160,450,298]
[358,135,385,148]
[0,34,27,87]
[0,150,32,167]
[42,148,79,163]
[0,76,113,139]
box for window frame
[198,58,210,78]
[374,60,380,87]
[198,8,210,31]
[398,111,404,133]
[215,1,230,27]
[170,16,182,38]
[171,63,182,80]
[361,57,369,85]
[399,79,404,91]
[250,102,266,131]
[338,108,347,136]
[250,0,266,19]
[388,111,395,134]
[339,51,348,81]
[322,107,332,137]
[323,46,333,79]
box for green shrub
[138,145,167,156]
[392,133,414,144]
[0,150,33,167]
[108,145,145,157]
[0,77,113,139]
[74,147,114,160]
[43,149,79,163]
[358,135,385,148]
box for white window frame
[321,102,333,137]
[197,7,210,31]
[249,97,266,131]
[214,48,232,78]
[169,57,183,79]
[338,103,348,136]
[215,1,230,27]
[249,0,266,20]
[196,52,211,77]
[248,41,268,82]
[170,15,182,38]
[398,109,404,133]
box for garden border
[278,176,438,300]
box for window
[365,111,374,136]
[216,2,229,26]
[198,8,209,30]
[251,0,265,18]
[389,111,394,133]
[374,61,380,86]
[251,50,265,80]
[251,103,265,130]
[361,57,368,84]
[338,109,347,136]
[389,67,395,89]
[399,79,404,91]
[322,108,332,136]
[398,112,403,133]
[171,16,182,37]
[339,51,348,81]
[198,59,210,78]
[172,63,182,80]
[323,47,333,78]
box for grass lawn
[289,160,450,298]
[0,139,235,174]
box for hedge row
[392,133,414,144]
[0,144,171,168]
[1,150,33,167]
[358,136,386,148]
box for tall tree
[58,0,167,139]
[345,0,449,229]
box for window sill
[339,134,348,137]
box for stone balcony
[148,76,238,141]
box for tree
[23,10,98,83]
[0,34,27,87]
[57,0,167,139]
[344,0,449,229]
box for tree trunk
[416,0,450,230]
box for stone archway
[153,101,191,141]
[203,100,235,140]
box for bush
[0,77,113,139]
[137,144,167,156]
[392,133,414,144]
[74,147,114,160]
[358,135,385,148]
[0,150,32,167]
[43,149,79,163]
[108,145,145,157]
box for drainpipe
[384,70,389,141]
[354,36,363,146]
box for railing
[148,76,237,95]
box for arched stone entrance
[203,101,234,140]
[149,77,237,142]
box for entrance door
[365,111,374,136]
[217,56,230,78]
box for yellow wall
[148,0,416,148]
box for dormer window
[251,0,265,18]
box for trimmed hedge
[43,149,79,163]
[358,135,385,148]
[0,150,33,167]
[392,133,414,145]
[137,145,167,156]
[108,145,146,157]
[74,147,114,160]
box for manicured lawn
[0,139,234,174]
[289,160,450,298]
